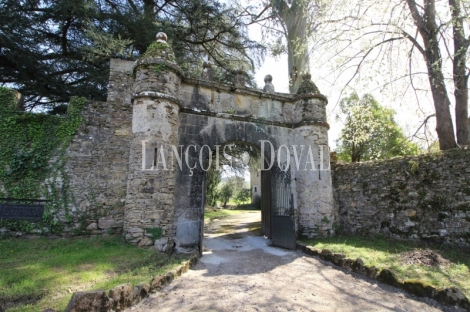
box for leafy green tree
[205,167,221,207]
[0,0,264,110]
[235,188,251,204]
[217,176,247,207]
[336,92,419,162]
[218,184,233,208]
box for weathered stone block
[64,291,110,312]
[98,219,116,230]
[86,223,98,231]
[108,283,134,311]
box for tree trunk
[426,67,458,150]
[449,0,470,146]
[275,0,310,94]
[406,0,458,150]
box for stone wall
[47,35,336,249]
[332,149,470,246]
[63,59,134,235]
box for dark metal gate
[271,166,296,249]
[261,168,272,238]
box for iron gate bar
[271,166,296,249]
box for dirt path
[130,211,459,312]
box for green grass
[0,236,189,312]
[302,235,470,298]
[204,208,246,223]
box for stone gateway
[4,32,469,250]
[62,33,336,251]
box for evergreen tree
[0,0,265,110]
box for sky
[246,4,441,152]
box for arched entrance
[174,119,297,253]
[196,141,297,256]
[122,33,335,250]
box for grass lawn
[0,236,189,312]
[302,235,470,298]
[204,208,246,223]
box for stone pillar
[233,69,246,88]
[124,33,183,250]
[294,73,336,238]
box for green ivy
[153,64,167,75]
[0,87,86,234]
[143,41,175,60]
[145,227,162,240]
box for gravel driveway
[130,211,460,312]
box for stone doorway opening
[200,141,270,256]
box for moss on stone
[142,41,176,61]
[403,279,435,297]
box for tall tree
[404,0,466,148]
[237,0,324,93]
[310,0,470,149]
[336,92,419,162]
[0,0,265,110]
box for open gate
[271,166,296,249]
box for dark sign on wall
[0,203,44,220]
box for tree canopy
[0,0,265,110]
[310,0,470,149]
[336,92,419,162]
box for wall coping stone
[332,148,470,170]
[182,77,329,104]
[132,91,181,106]
[179,108,330,130]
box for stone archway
[173,120,286,252]
[122,33,336,251]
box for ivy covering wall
[0,87,86,234]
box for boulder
[132,282,150,305]
[108,283,134,311]
[64,291,110,312]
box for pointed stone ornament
[156,32,168,43]
[263,74,275,93]
[296,73,320,95]
[201,62,213,81]
[233,69,246,88]
[141,32,176,63]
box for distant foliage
[218,184,233,208]
[235,188,251,204]
[336,92,419,162]
[205,167,221,207]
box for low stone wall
[332,149,470,246]
[63,254,198,312]
[297,242,470,309]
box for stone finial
[141,32,176,61]
[156,32,168,43]
[263,74,275,93]
[233,69,246,88]
[201,62,213,81]
[296,72,320,95]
